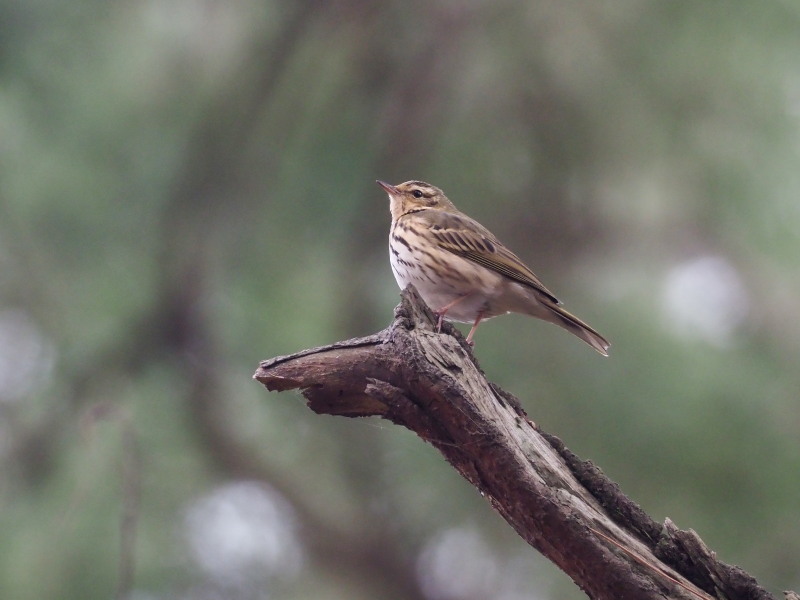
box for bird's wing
[425,211,561,305]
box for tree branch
[254,286,784,600]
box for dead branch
[254,286,784,600]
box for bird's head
[376,180,457,220]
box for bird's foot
[465,312,484,346]
[430,310,445,333]
[434,295,472,334]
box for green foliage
[1,1,799,598]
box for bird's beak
[376,180,399,195]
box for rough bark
[254,286,787,600]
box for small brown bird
[377,180,610,355]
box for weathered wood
[254,286,781,600]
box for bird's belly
[390,245,509,323]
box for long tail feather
[548,305,610,356]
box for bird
[376,180,610,355]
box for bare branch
[255,286,781,600]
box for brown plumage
[377,179,610,355]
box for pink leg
[465,312,484,346]
[434,295,471,332]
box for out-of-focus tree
[0,1,798,599]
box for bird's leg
[465,312,485,346]
[434,295,471,332]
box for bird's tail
[547,304,610,357]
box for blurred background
[1,1,799,599]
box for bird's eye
[412,190,423,198]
